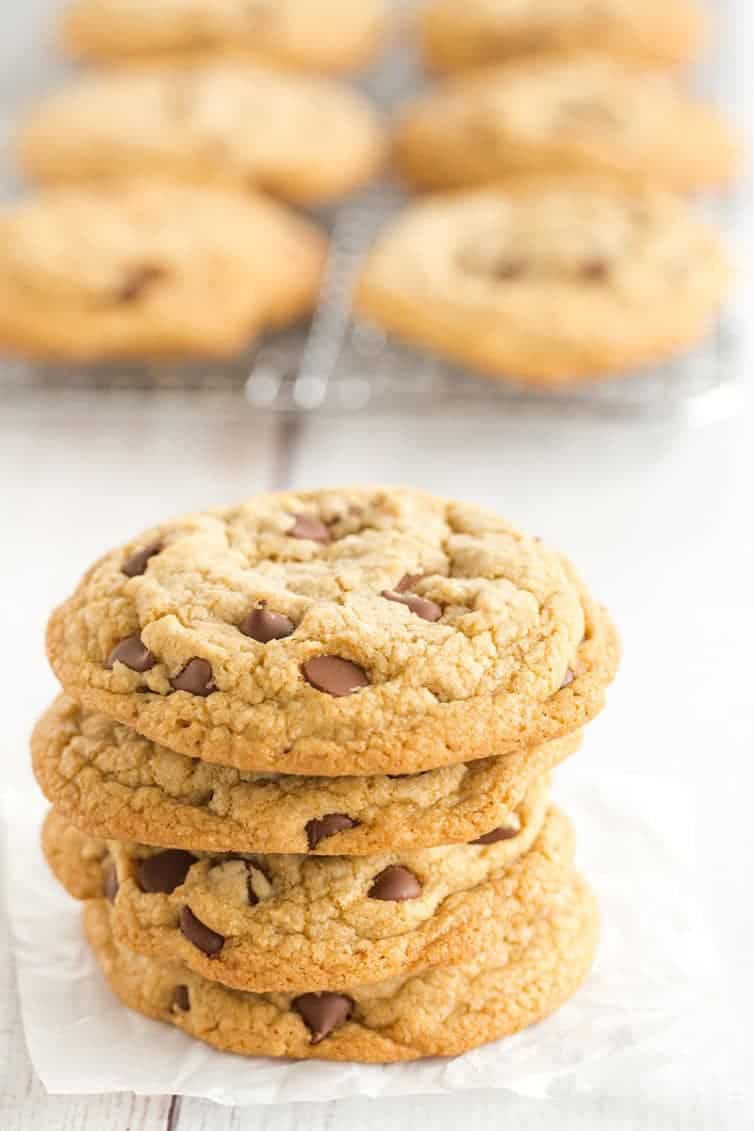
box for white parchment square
[1,772,717,1105]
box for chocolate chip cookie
[0,179,326,362]
[82,875,598,1061]
[42,808,110,901]
[421,0,705,73]
[46,487,619,775]
[396,55,739,195]
[62,0,386,74]
[44,796,574,991]
[19,62,385,206]
[33,694,580,854]
[357,184,730,386]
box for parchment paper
[1,771,716,1105]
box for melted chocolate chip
[122,540,163,578]
[302,656,369,697]
[137,850,196,894]
[239,605,294,643]
[117,264,167,303]
[106,635,156,673]
[288,513,331,544]
[170,658,215,697]
[103,861,119,903]
[471,825,519,846]
[368,865,422,902]
[382,589,442,622]
[581,259,610,282]
[292,992,353,1044]
[493,258,526,280]
[306,813,359,851]
[179,906,225,956]
[172,985,190,1012]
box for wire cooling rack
[0,11,745,422]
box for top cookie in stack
[44,486,619,779]
[36,486,619,856]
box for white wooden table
[2,394,754,1129]
[2,0,753,1125]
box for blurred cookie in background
[421,0,706,74]
[61,0,387,74]
[19,62,385,207]
[395,54,739,195]
[356,181,731,387]
[0,179,327,362]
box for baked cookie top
[421,0,705,73]
[33,695,580,854]
[46,486,618,775]
[45,793,573,991]
[0,179,326,362]
[83,875,598,1061]
[396,54,739,195]
[19,62,385,206]
[356,185,730,385]
[62,0,386,74]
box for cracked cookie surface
[46,486,618,775]
[44,796,574,991]
[396,55,738,195]
[33,694,580,854]
[20,62,384,207]
[83,874,598,1061]
[0,179,326,362]
[421,0,705,73]
[357,186,729,386]
[62,0,386,74]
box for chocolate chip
[239,605,294,642]
[179,906,225,956]
[368,865,422,902]
[170,658,215,697]
[493,258,526,280]
[137,850,196,894]
[292,992,353,1044]
[172,985,190,1012]
[106,635,156,672]
[471,825,519,845]
[306,813,359,851]
[122,540,163,578]
[382,589,442,622]
[288,513,331,544]
[117,264,167,303]
[581,259,610,282]
[103,861,118,903]
[395,572,424,592]
[560,668,575,689]
[302,656,369,697]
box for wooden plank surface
[3,403,754,1130]
[1,1,752,1125]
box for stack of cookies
[33,486,620,1062]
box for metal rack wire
[0,21,744,423]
